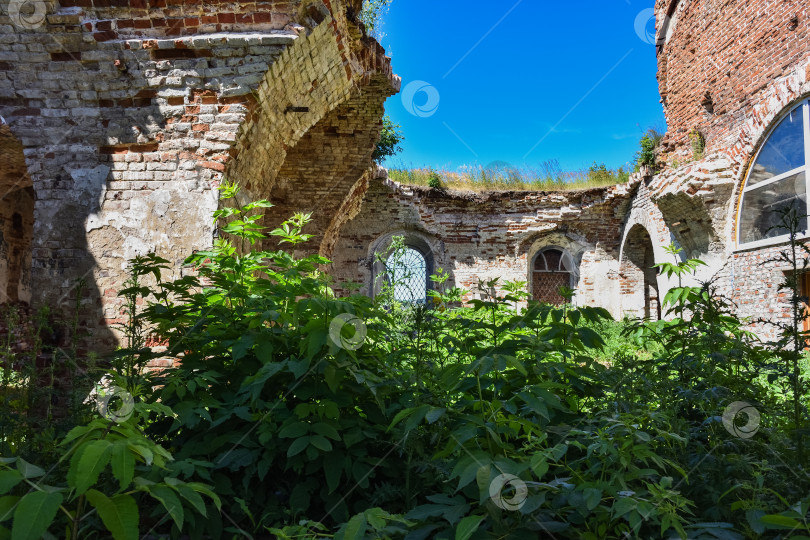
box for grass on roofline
[388,160,631,192]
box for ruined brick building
[331,0,810,337]
[0,0,397,348]
[0,0,809,349]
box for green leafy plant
[427,170,443,189]
[689,127,705,159]
[0,399,219,539]
[358,0,393,39]
[373,115,404,164]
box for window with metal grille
[386,247,428,304]
[531,248,575,305]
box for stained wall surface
[0,0,397,349]
[330,173,642,318]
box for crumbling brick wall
[330,174,637,318]
[625,0,810,337]
[0,0,397,350]
[655,0,809,158]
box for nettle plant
[0,401,219,540]
[131,183,408,533]
[8,183,810,539]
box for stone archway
[620,224,661,320]
[0,125,34,304]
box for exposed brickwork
[330,175,637,317]
[642,0,810,336]
[655,0,810,159]
[0,0,397,351]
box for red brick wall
[656,0,810,158]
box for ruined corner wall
[329,175,636,319]
[0,0,397,350]
[636,0,810,337]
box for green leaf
[760,514,801,529]
[455,515,485,540]
[425,407,446,424]
[311,423,340,441]
[324,364,342,393]
[583,488,602,511]
[71,440,113,495]
[504,355,527,375]
[309,435,332,452]
[289,484,310,512]
[173,484,207,518]
[287,358,311,379]
[11,491,62,540]
[231,334,254,361]
[0,472,22,496]
[148,485,184,530]
[323,451,343,494]
[343,513,367,540]
[365,507,391,530]
[279,422,309,439]
[187,483,221,511]
[0,497,18,522]
[85,490,138,540]
[287,437,311,458]
[14,460,44,480]
[110,442,135,490]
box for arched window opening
[385,246,428,304]
[620,225,661,320]
[531,248,575,305]
[738,100,810,246]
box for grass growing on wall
[389,160,631,192]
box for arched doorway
[620,224,660,320]
[531,247,575,305]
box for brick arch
[619,181,673,267]
[259,76,395,256]
[1,0,397,351]
[0,126,34,304]
[221,9,399,256]
[620,224,661,320]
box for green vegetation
[373,115,404,165]
[635,127,664,173]
[1,188,809,538]
[689,127,706,159]
[358,0,392,39]
[390,160,630,192]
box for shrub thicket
[0,185,808,539]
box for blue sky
[378,1,666,173]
